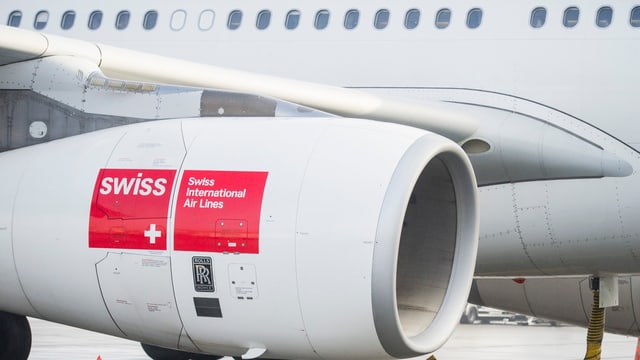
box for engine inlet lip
[371,133,479,358]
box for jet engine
[0,116,478,359]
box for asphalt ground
[27,318,638,360]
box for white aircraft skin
[0,0,639,359]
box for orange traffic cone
[635,337,640,360]
[96,356,102,360]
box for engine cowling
[0,116,478,359]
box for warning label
[174,170,268,254]
[89,168,177,250]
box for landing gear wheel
[460,307,478,324]
[467,308,478,323]
[0,311,31,360]
[141,343,222,360]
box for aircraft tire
[460,313,470,324]
[141,343,222,360]
[461,307,478,324]
[0,311,31,360]
[467,307,478,323]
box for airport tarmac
[28,317,638,360]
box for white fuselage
[2,0,640,275]
[1,0,640,340]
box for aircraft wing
[0,25,631,186]
[0,25,476,141]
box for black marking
[194,297,222,318]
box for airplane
[0,1,639,359]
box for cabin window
[88,11,103,30]
[61,11,75,30]
[116,10,131,30]
[170,10,186,30]
[285,10,301,30]
[374,9,390,30]
[228,10,242,30]
[198,10,215,31]
[143,10,158,30]
[563,7,580,28]
[404,9,420,29]
[530,7,546,28]
[34,11,49,30]
[7,11,22,27]
[631,6,640,27]
[596,6,613,28]
[315,10,330,30]
[435,8,451,29]
[344,9,359,29]
[467,8,482,29]
[256,10,271,30]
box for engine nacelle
[0,116,478,359]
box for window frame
[596,6,613,28]
[435,8,451,29]
[198,10,215,31]
[227,10,242,30]
[563,7,580,28]
[404,8,420,29]
[34,10,49,30]
[466,8,483,29]
[374,9,390,30]
[170,10,187,31]
[7,11,22,27]
[630,6,640,27]
[256,10,271,30]
[88,10,103,30]
[60,10,76,30]
[285,10,301,30]
[116,10,131,30]
[344,9,359,30]
[143,10,159,30]
[530,7,547,28]
[315,9,330,30]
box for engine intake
[371,135,479,358]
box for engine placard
[89,168,177,250]
[192,256,215,292]
[174,170,268,254]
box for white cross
[144,224,162,244]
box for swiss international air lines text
[175,170,268,254]
[89,169,268,254]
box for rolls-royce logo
[192,256,215,292]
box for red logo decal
[89,169,176,250]
[174,170,268,254]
